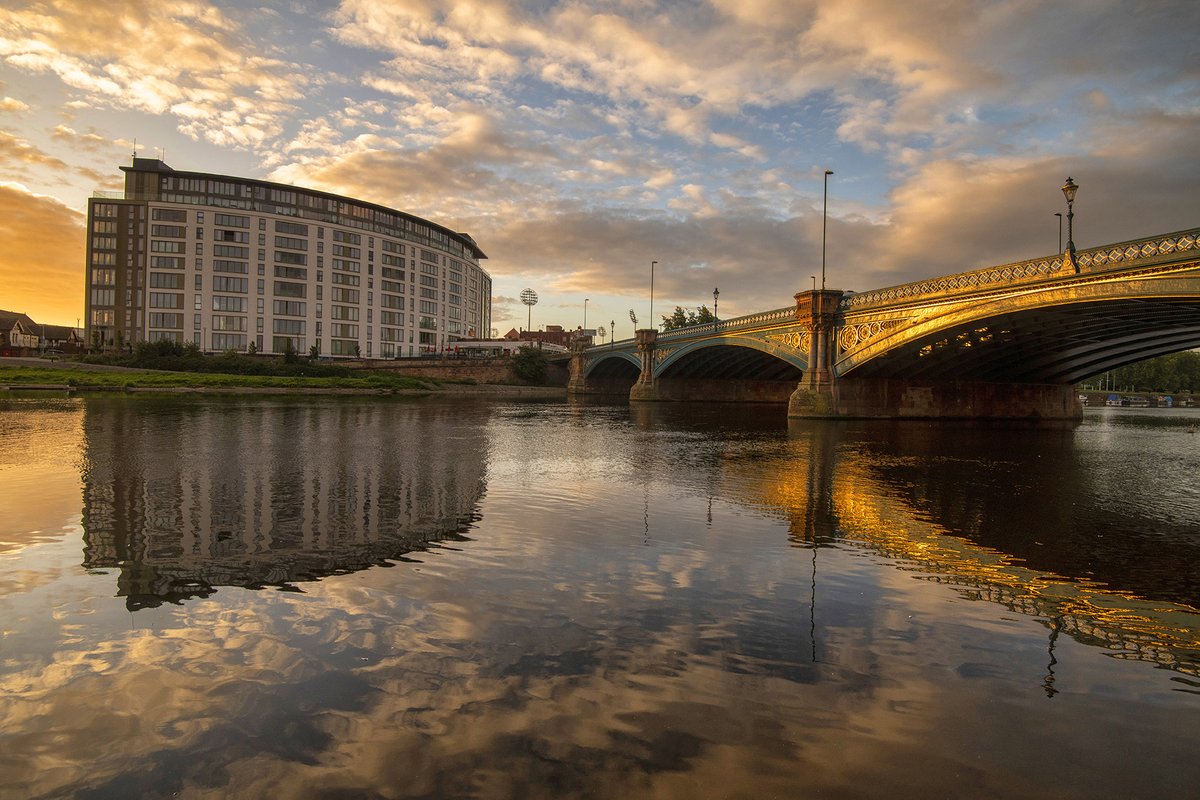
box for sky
[1,0,1198,332]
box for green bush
[512,345,548,383]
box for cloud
[0,95,28,112]
[0,183,84,326]
[329,0,830,154]
[51,123,108,150]
[0,130,71,173]
[267,107,584,225]
[0,0,310,148]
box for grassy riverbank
[0,359,569,397]
[0,361,438,393]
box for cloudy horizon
[2,0,1197,330]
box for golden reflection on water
[0,397,84,554]
[753,421,1200,677]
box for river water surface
[1,395,1198,799]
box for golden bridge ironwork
[570,226,1200,418]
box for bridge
[568,227,1200,418]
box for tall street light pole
[1061,177,1078,272]
[1054,212,1063,253]
[821,169,833,290]
[610,320,615,349]
[583,298,588,333]
[650,260,657,330]
[713,287,719,325]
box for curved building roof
[120,158,487,261]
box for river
[1,395,1197,799]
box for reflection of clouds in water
[1,524,929,798]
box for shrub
[512,345,548,383]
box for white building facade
[85,159,491,358]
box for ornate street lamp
[1061,177,1078,271]
[713,287,719,325]
[610,319,615,349]
[583,297,589,334]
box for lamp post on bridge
[1061,177,1079,273]
[610,320,615,349]
[649,260,657,330]
[713,287,719,327]
[821,169,833,290]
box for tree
[1082,350,1200,393]
[660,305,715,331]
[309,342,320,361]
[512,344,548,383]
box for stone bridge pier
[628,329,661,402]
[788,289,841,417]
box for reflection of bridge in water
[782,422,1199,679]
[624,405,1200,681]
[80,399,487,609]
[574,227,1200,419]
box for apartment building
[85,159,491,358]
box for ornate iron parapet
[842,227,1200,312]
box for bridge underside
[649,345,802,402]
[661,345,803,381]
[843,299,1200,384]
[574,353,640,396]
[575,343,805,403]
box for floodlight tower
[520,288,539,334]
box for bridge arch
[581,349,641,378]
[839,271,1200,383]
[655,335,807,380]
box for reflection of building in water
[81,398,487,608]
[717,420,1200,679]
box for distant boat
[1128,396,1150,407]
[1106,394,1122,407]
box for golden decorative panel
[837,318,907,352]
[767,329,809,354]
